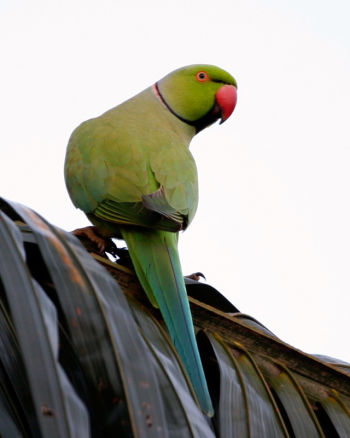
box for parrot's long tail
[120,227,214,417]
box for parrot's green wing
[93,187,187,232]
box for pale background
[2,0,350,361]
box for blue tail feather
[120,227,214,416]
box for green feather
[120,227,214,416]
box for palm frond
[1,197,350,437]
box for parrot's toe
[185,272,206,282]
[72,226,117,256]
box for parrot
[64,64,237,416]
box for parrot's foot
[72,226,133,268]
[185,272,206,281]
[72,226,118,256]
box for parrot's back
[64,87,198,229]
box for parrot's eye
[196,71,209,82]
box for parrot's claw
[185,272,206,282]
[72,226,118,256]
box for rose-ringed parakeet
[64,64,237,416]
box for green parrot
[64,64,237,416]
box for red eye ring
[196,71,209,82]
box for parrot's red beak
[216,85,237,124]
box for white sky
[2,0,350,362]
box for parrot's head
[155,64,237,132]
